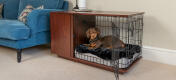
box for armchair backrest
[0,0,65,19]
[0,0,20,19]
[18,0,65,16]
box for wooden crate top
[53,11,144,17]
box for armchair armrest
[26,9,65,34]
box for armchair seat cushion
[0,20,30,40]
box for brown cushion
[0,4,3,18]
[18,5,44,23]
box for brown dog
[86,27,125,49]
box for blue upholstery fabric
[18,0,44,16]
[0,0,20,19]
[0,20,30,40]
[0,0,68,50]
[0,31,50,49]
[18,0,64,16]
[62,1,69,11]
[46,0,64,9]
[27,9,64,34]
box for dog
[86,27,125,49]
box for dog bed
[75,51,141,68]
[75,44,141,68]
[75,44,141,59]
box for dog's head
[86,27,100,40]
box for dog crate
[73,11,144,74]
[51,11,144,80]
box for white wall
[68,0,176,50]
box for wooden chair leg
[17,49,22,63]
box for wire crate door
[73,14,120,80]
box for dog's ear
[86,28,90,38]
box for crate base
[119,56,142,74]
[56,53,142,74]
[74,51,140,69]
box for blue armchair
[0,0,68,63]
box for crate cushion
[75,51,140,68]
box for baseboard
[142,46,176,66]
